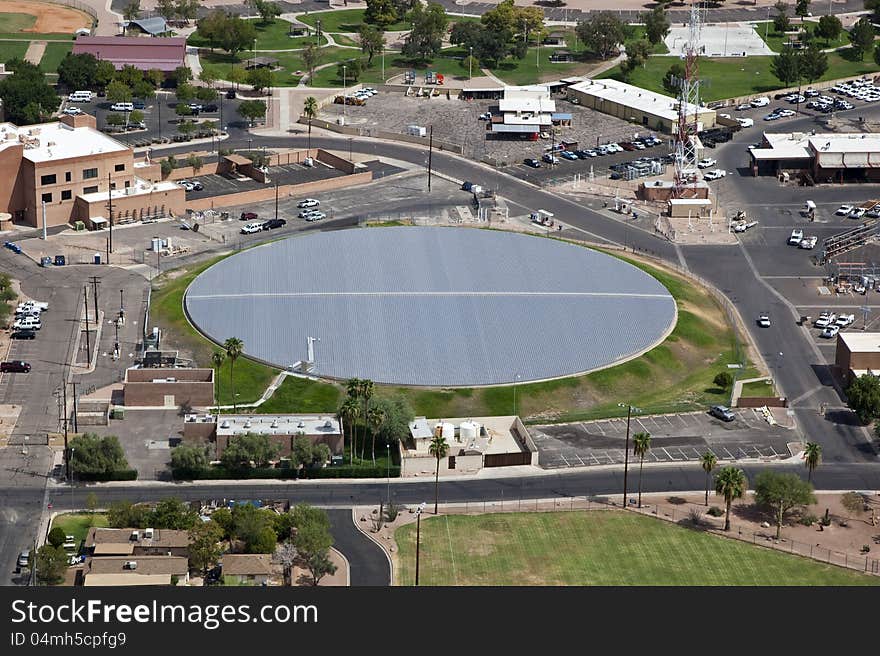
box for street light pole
[414,502,425,585]
[342,65,347,119]
[386,442,391,506]
[617,403,639,507]
[469,46,473,80]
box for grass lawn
[308,49,471,86]
[489,47,599,85]
[189,19,327,51]
[0,40,29,64]
[753,21,850,52]
[395,511,880,585]
[257,376,341,414]
[625,25,669,55]
[740,379,776,397]
[199,50,314,87]
[599,52,880,101]
[0,11,35,33]
[51,513,109,546]
[297,9,412,34]
[39,41,72,74]
[150,255,279,405]
[332,34,360,48]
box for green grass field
[0,40,28,64]
[740,379,776,397]
[189,19,327,51]
[257,376,341,414]
[297,9,415,34]
[0,12,35,33]
[150,255,279,405]
[395,511,880,585]
[39,41,72,74]
[51,513,109,546]
[753,21,851,52]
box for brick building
[0,114,184,228]
[72,36,186,73]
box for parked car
[0,360,30,373]
[304,211,326,222]
[240,222,264,234]
[737,117,754,128]
[703,169,726,180]
[541,153,559,164]
[203,104,218,113]
[226,89,236,99]
[799,236,818,249]
[757,313,771,327]
[62,107,83,116]
[736,103,752,110]
[13,318,41,330]
[697,158,717,169]
[850,207,867,219]
[750,96,771,107]
[132,99,146,109]
[17,550,30,568]
[836,204,854,215]
[523,158,541,168]
[11,329,36,340]
[298,198,320,208]
[815,313,836,328]
[560,150,578,160]
[240,211,258,221]
[709,405,735,422]
[835,313,855,327]
[821,324,841,338]
[262,218,287,230]
[788,228,804,245]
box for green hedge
[75,470,138,482]
[172,465,400,480]
[302,465,401,479]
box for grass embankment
[740,379,776,397]
[51,513,109,546]
[753,21,851,53]
[395,511,880,585]
[260,245,752,423]
[150,256,279,405]
[600,51,880,101]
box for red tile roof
[72,36,186,72]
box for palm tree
[632,431,651,508]
[210,351,225,412]
[359,379,374,460]
[714,466,748,531]
[223,337,244,413]
[303,96,318,150]
[367,406,385,466]
[339,398,358,465]
[429,429,449,514]
[345,378,361,463]
[803,442,822,482]
[701,451,718,506]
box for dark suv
[262,218,287,230]
[1,360,30,372]
[11,329,36,340]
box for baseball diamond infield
[184,227,677,387]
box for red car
[240,212,258,221]
[1,360,30,372]
[620,142,637,151]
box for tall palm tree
[223,337,244,413]
[803,442,822,482]
[359,379,374,460]
[714,466,748,531]
[367,406,385,466]
[210,351,225,412]
[345,378,361,463]
[632,431,651,508]
[701,451,718,506]
[339,398,358,465]
[429,429,449,514]
[303,96,318,150]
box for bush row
[171,465,401,481]
[75,469,138,482]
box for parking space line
[590,453,601,465]
[737,447,749,458]
[650,451,660,461]
[573,453,585,466]
[689,447,702,459]
[722,447,735,460]
[586,421,603,435]
[602,451,615,464]
[676,415,690,427]
[661,447,679,461]
[635,419,650,433]
[559,453,571,467]
[676,448,690,460]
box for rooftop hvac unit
[220,420,230,429]
[297,421,305,428]
[243,419,252,429]
[123,561,137,570]
[144,527,154,540]
[270,419,278,428]
[130,530,139,541]
[323,420,332,429]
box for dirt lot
[0,1,92,33]
[318,90,649,165]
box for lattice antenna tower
[673,3,704,197]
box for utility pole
[427,125,433,193]
[617,403,640,507]
[82,286,91,365]
[89,276,100,329]
[61,381,69,480]
[274,181,279,222]
[107,172,113,253]
[72,381,78,433]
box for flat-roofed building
[492,85,556,138]
[0,113,184,228]
[567,79,716,134]
[72,36,186,73]
[835,332,880,384]
[749,131,880,182]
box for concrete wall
[182,421,216,443]
[511,416,539,467]
[165,163,221,181]
[735,396,788,408]
[315,149,356,174]
[124,370,214,407]
[300,117,464,154]
[185,171,373,212]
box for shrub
[688,507,704,526]
[47,527,66,548]
[861,544,871,553]
[707,505,724,517]
[713,372,733,389]
[799,512,818,526]
[75,469,137,482]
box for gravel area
[319,90,653,165]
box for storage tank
[460,421,479,442]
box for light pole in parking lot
[618,403,641,507]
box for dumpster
[93,253,101,264]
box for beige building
[82,556,189,586]
[0,113,184,228]
[220,554,274,585]
[835,332,880,384]
[85,526,190,557]
[567,79,716,134]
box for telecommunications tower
[673,3,704,197]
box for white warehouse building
[566,78,716,134]
[492,85,556,137]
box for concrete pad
[665,25,775,58]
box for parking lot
[529,410,795,470]
[318,89,649,166]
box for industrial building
[0,113,184,229]
[182,413,343,460]
[71,36,186,73]
[835,332,880,384]
[749,131,880,182]
[566,79,716,134]
[491,85,556,138]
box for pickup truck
[815,313,836,328]
[835,313,855,327]
[799,236,818,249]
[788,229,804,245]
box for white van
[110,102,134,112]
[68,90,93,102]
[750,96,770,108]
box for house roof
[127,17,169,36]
[221,554,274,576]
[72,36,186,72]
[86,555,188,576]
[86,527,190,549]
[839,332,880,352]
[84,573,174,586]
